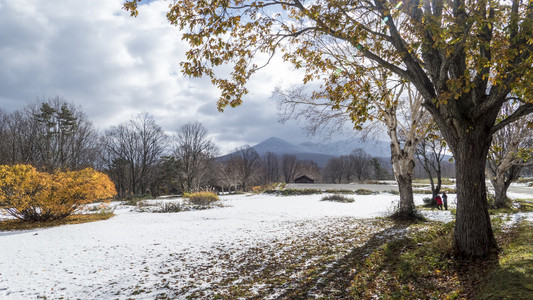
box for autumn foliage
[0,164,116,222]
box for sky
[0,0,356,155]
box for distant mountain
[246,137,336,167]
[253,137,307,155]
[220,136,391,168]
[300,138,390,157]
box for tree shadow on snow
[275,223,411,299]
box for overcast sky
[0,0,357,155]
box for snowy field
[0,190,531,299]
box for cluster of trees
[182,144,320,193]
[0,97,100,171]
[0,98,319,197]
[322,149,390,183]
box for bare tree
[487,103,533,208]
[174,122,218,192]
[350,148,372,182]
[416,128,448,200]
[263,151,280,184]
[323,156,347,184]
[103,113,167,197]
[230,145,261,191]
[216,157,241,193]
[280,154,298,183]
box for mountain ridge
[220,136,391,168]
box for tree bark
[490,164,522,208]
[396,173,415,216]
[491,177,509,208]
[390,150,417,219]
[452,132,499,258]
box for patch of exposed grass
[355,188,374,195]
[263,188,323,196]
[476,221,533,299]
[321,194,355,203]
[121,194,156,206]
[488,198,533,215]
[413,178,455,185]
[346,219,533,299]
[0,211,114,231]
[324,189,356,194]
[348,222,464,299]
[264,188,378,196]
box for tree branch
[491,103,533,134]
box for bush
[355,188,374,195]
[0,165,116,222]
[321,194,355,203]
[159,202,184,212]
[422,196,437,207]
[184,191,219,206]
[136,201,184,213]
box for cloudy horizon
[0,0,363,155]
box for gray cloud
[0,0,317,155]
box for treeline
[322,149,392,183]
[0,98,321,197]
[0,97,441,198]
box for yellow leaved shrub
[0,165,116,222]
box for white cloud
[0,0,320,154]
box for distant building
[293,175,315,184]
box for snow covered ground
[0,191,531,299]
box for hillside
[220,137,391,168]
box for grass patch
[349,222,459,299]
[184,191,219,206]
[121,194,156,206]
[324,189,356,194]
[413,178,455,185]
[136,201,186,213]
[347,219,533,299]
[263,188,323,196]
[488,198,533,215]
[476,221,533,299]
[264,188,376,196]
[321,194,355,203]
[0,211,114,231]
[355,188,374,195]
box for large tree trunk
[490,164,522,208]
[396,173,415,216]
[491,174,510,208]
[452,132,498,258]
[391,151,417,219]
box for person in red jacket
[435,195,443,210]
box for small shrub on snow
[355,188,374,195]
[157,202,184,213]
[422,196,437,207]
[135,201,184,213]
[264,188,323,196]
[321,194,355,203]
[185,192,219,206]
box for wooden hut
[293,175,315,184]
